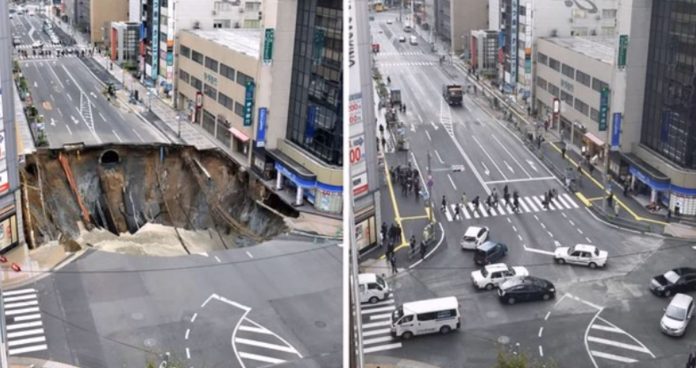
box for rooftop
[541,37,616,65]
[186,28,262,59]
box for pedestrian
[544,120,549,132]
[675,202,681,217]
[472,196,480,211]
[413,179,420,199]
[394,223,402,244]
[381,137,386,150]
[543,192,549,209]
[513,195,519,213]
[614,202,620,218]
[667,208,672,220]
[403,104,407,113]
[420,240,427,260]
[389,223,397,243]
[454,203,461,220]
[503,191,510,207]
[486,195,493,210]
[461,192,467,208]
[589,164,595,176]
[503,185,508,197]
[389,253,398,274]
[607,192,613,207]
[381,222,387,244]
[441,195,447,212]
[409,235,416,254]
[561,146,566,159]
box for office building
[470,29,498,77]
[110,22,140,66]
[434,0,487,55]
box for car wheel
[485,284,494,291]
[542,294,551,301]
[664,290,672,297]
[401,331,413,340]
[589,262,597,269]
[369,296,379,304]
[556,258,566,264]
[507,297,516,305]
[440,325,451,334]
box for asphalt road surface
[4,237,342,368]
[365,10,696,367]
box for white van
[359,273,391,304]
[391,296,460,339]
[409,35,418,45]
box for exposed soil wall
[22,145,289,250]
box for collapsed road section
[21,144,292,255]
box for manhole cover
[315,321,326,328]
[144,338,157,347]
[497,336,510,345]
[132,312,144,320]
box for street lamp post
[176,113,181,138]
[147,90,152,111]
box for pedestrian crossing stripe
[442,193,579,221]
[2,288,48,356]
[379,62,437,67]
[360,295,402,354]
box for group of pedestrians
[443,185,523,218]
[391,163,420,199]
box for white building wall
[489,0,500,31]
[128,0,140,22]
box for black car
[650,267,696,297]
[474,241,508,265]
[498,276,555,305]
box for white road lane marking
[13,314,41,322]
[586,237,592,243]
[363,336,393,345]
[590,351,637,364]
[4,301,38,309]
[238,325,272,334]
[563,193,579,208]
[98,112,106,121]
[590,324,622,333]
[214,256,221,263]
[66,125,73,135]
[522,245,555,256]
[7,336,45,347]
[246,251,253,258]
[587,337,651,353]
[8,344,48,356]
[186,347,190,359]
[7,328,44,339]
[112,130,123,142]
[481,161,490,176]
[518,199,530,212]
[190,313,197,323]
[362,320,392,329]
[238,352,285,365]
[234,338,298,354]
[361,306,395,315]
[364,343,402,354]
[472,136,506,179]
[3,295,36,302]
[434,150,444,164]
[544,312,551,321]
[525,197,539,212]
[185,328,190,340]
[425,130,432,141]
[512,225,517,232]
[370,313,392,320]
[363,328,391,337]
[447,174,457,190]
[538,327,543,337]
[131,128,144,142]
[491,134,532,177]
[539,345,544,357]
[443,206,453,221]
[577,228,584,234]
[66,93,72,101]
[5,308,39,316]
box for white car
[386,19,393,24]
[554,244,607,268]
[31,41,43,49]
[460,226,489,250]
[661,293,694,337]
[398,35,406,42]
[471,263,529,290]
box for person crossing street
[441,195,447,212]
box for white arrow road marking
[526,159,538,172]
[481,162,490,176]
[522,244,555,256]
[504,160,514,173]
[434,150,444,164]
[70,115,79,125]
[90,92,97,98]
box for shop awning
[584,132,605,146]
[229,127,250,142]
[266,149,316,182]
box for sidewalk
[447,58,696,237]
[1,242,84,290]
[10,356,80,368]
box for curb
[10,357,81,368]
[2,249,86,291]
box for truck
[442,84,463,105]
[390,89,401,106]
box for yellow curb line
[400,215,430,221]
[548,142,667,225]
[585,196,605,202]
[575,192,593,207]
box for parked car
[474,241,508,266]
[460,226,489,250]
[386,19,393,24]
[409,35,418,45]
[471,263,529,290]
[554,244,607,268]
[660,293,694,337]
[650,267,696,297]
[359,273,391,304]
[398,35,406,42]
[31,41,43,49]
[498,276,556,305]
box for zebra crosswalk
[360,294,402,354]
[2,288,48,356]
[586,316,655,364]
[377,51,426,56]
[233,317,303,367]
[441,193,579,221]
[379,61,437,68]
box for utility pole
[0,0,14,365]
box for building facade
[110,22,140,65]
[498,0,618,103]
[471,29,498,77]
[635,0,696,214]
[435,0,487,54]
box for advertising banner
[611,112,622,150]
[243,81,255,126]
[256,107,267,147]
[151,0,160,80]
[599,87,609,131]
[263,28,274,65]
[0,215,18,251]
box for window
[536,76,547,91]
[190,76,202,91]
[602,9,617,18]
[236,71,254,87]
[562,64,575,78]
[218,92,234,111]
[549,58,561,71]
[191,50,203,64]
[592,78,609,92]
[234,101,245,117]
[574,98,589,116]
[220,63,235,81]
[437,309,456,319]
[561,90,573,106]
[548,83,560,97]
[203,84,217,100]
[417,312,438,321]
[180,45,191,58]
[204,56,219,72]
[178,69,190,84]
[537,52,548,65]
[590,107,600,122]
[576,70,591,87]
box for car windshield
[463,235,476,241]
[375,275,387,289]
[665,304,687,321]
[480,268,488,277]
[594,248,600,256]
[664,271,680,284]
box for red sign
[349,146,362,164]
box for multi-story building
[63,0,129,44]
[140,0,262,103]
[176,29,262,167]
[634,0,696,214]
[470,29,498,77]
[434,0,487,55]
[498,0,618,104]
[110,22,140,66]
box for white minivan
[359,273,391,304]
[409,35,418,45]
[391,296,460,339]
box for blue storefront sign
[611,112,621,150]
[256,107,267,148]
[244,81,255,126]
[274,162,315,188]
[629,166,670,192]
[151,0,160,81]
[305,105,317,140]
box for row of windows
[538,51,609,93]
[179,45,255,88]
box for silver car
[660,293,694,337]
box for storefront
[229,127,250,156]
[622,153,671,207]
